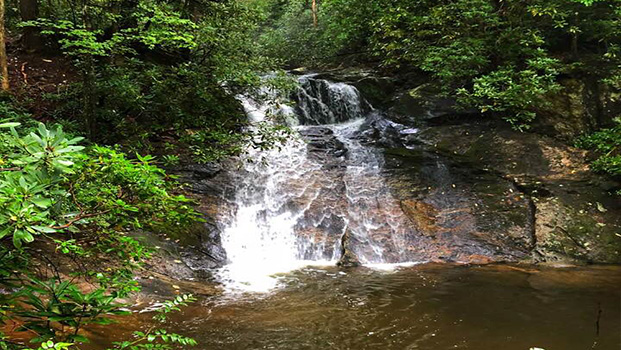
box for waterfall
[217,75,418,292]
[293,74,371,125]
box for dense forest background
[0,0,619,349]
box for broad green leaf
[57,160,75,166]
[0,122,21,128]
[31,197,52,208]
[0,227,12,239]
[31,226,57,233]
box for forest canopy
[253,0,620,128]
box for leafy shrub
[457,55,562,129]
[0,123,197,247]
[0,122,199,348]
[577,118,621,182]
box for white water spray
[217,76,417,293]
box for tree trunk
[570,13,579,60]
[82,57,97,139]
[20,0,41,51]
[0,0,9,91]
[571,32,579,59]
[311,0,318,27]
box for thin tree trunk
[571,32,578,59]
[20,0,41,51]
[570,13,579,60]
[311,0,318,27]
[0,0,9,91]
[81,5,96,138]
[83,57,96,139]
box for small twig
[51,210,111,229]
[73,303,88,336]
[20,62,28,84]
[68,183,83,212]
[28,250,62,282]
[591,302,602,349]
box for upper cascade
[293,75,372,125]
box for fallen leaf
[596,202,608,213]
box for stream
[90,74,621,350]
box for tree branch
[51,210,111,230]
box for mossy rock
[533,198,621,264]
[352,76,397,108]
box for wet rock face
[299,127,348,162]
[387,83,479,126]
[141,223,227,281]
[399,200,438,236]
[411,121,621,264]
[290,114,537,264]
[293,126,350,261]
[143,162,235,279]
[171,72,620,275]
[357,112,405,148]
[177,222,227,272]
[533,78,621,141]
[337,229,361,267]
[380,147,535,263]
[600,83,621,126]
[348,72,621,264]
[532,78,597,141]
[175,162,233,197]
[351,76,397,108]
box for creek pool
[89,264,621,350]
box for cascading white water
[216,135,337,292]
[217,75,418,293]
[294,75,370,125]
[332,120,414,265]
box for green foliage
[71,146,197,232]
[253,0,621,129]
[577,118,621,183]
[457,55,562,129]
[20,0,287,162]
[109,294,197,350]
[0,123,196,249]
[253,0,324,66]
[16,278,128,343]
[0,122,199,348]
[1,293,196,350]
[161,155,180,168]
[26,3,198,58]
[3,0,296,347]
[0,123,84,247]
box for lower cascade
[217,75,419,292]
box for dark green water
[90,264,621,350]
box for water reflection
[88,264,621,350]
